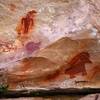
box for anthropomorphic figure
[16,10,37,38]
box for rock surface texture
[0,0,100,90]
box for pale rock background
[0,0,100,43]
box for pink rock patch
[25,41,41,54]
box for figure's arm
[16,18,24,34]
[21,18,25,25]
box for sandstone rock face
[0,0,100,90]
[0,37,99,89]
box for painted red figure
[65,52,92,78]
[16,10,37,37]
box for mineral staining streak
[86,65,100,80]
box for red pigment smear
[9,4,16,11]
[16,10,37,36]
[42,69,62,82]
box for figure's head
[27,10,37,18]
[79,52,92,63]
[69,51,92,65]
